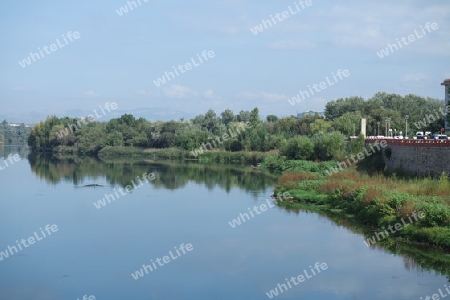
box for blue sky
[1,0,449,122]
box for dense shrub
[280,136,314,160]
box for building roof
[441,79,450,85]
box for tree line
[0,120,32,144]
[27,92,445,160]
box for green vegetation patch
[272,157,450,250]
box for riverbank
[96,146,273,164]
[265,157,450,250]
[48,145,272,165]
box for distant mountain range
[0,108,192,125]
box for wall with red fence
[365,138,450,147]
[364,138,450,175]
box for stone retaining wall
[365,139,450,175]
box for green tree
[310,119,332,135]
[312,132,345,160]
[334,112,361,136]
[229,140,242,152]
[280,136,314,160]
[275,117,298,137]
[106,132,124,147]
[266,115,279,122]
[237,110,251,123]
[349,134,365,154]
[77,126,106,154]
[324,96,364,120]
[220,109,235,125]
[249,107,261,127]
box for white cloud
[261,92,288,101]
[311,97,327,103]
[83,91,99,97]
[203,89,220,99]
[239,92,259,99]
[269,40,317,50]
[220,27,241,34]
[12,86,34,91]
[240,91,288,101]
[310,3,450,54]
[136,90,153,96]
[163,85,198,98]
[165,0,450,58]
[220,0,244,7]
[395,73,430,93]
[166,1,450,55]
[403,73,428,83]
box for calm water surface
[0,145,448,300]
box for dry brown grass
[363,187,384,204]
[318,180,344,194]
[341,171,450,201]
[277,172,319,185]
[280,164,450,205]
[398,201,417,218]
[329,169,360,181]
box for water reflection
[26,153,450,283]
[282,206,450,280]
[0,144,28,159]
[28,154,276,195]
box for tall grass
[272,158,450,249]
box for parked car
[431,134,449,140]
[416,131,425,139]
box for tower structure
[360,118,366,138]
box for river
[0,145,448,300]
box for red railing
[365,138,450,147]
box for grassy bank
[97,146,274,164]
[264,157,450,250]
